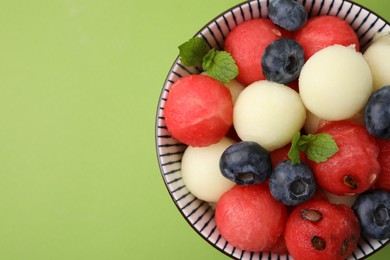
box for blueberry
[353,189,390,240]
[269,160,316,206]
[268,0,307,31]
[261,38,305,84]
[219,141,272,185]
[364,86,390,140]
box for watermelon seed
[301,209,322,222]
[311,236,326,251]
[343,175,358,190]
[340,239,348,256]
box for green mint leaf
[304,133,339,163]
[297,136,310,151]
[288,132,339,165]
[288,131,302,165]
[178,37,210,66]
[202,48,217,71]
[202,49,238,83]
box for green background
[0,0,388,259]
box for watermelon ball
[164,74,233,147]
[181,137,236,202]
[312,120,380,196]
[215,183,287,252]
[294,15,360,60]
[299,45,372,121]
[285,199,360,260]
[233,80,306,151]
[224,18,287,86]
[373,139,390,191]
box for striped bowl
[156,0,390,259]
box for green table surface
[0,0,389,259]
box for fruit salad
[160,0,390,259]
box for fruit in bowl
[156,0,390,259]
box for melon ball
[233,80,306,151]
[299,45,373,121]
[201,71,245,105]
[323,190,357,208]
[181,137,236,202]
[304,109,365,134]
[364,34,390,91]
[215,183,287,252]
[304,110,328,134]
[225,79,245,105]
[164,74,233,147]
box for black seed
[311,236,326,251]
[343,175,358,190]
[341,239,348,256]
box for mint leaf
[288,132,302,164]
[288,132,338,165]
[178,37,210,66]
[202,49,238,83]
[178,37,238,83]
[304,133,339,163]
[202,48,217,71]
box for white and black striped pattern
[155,0,390,259]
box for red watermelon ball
[312,120,380,196]
[164,74,233,147]
[224,18,287,86]
[294,15,360,60]
[284,199,360,260]
[373,139,390,191]
[215,183,287,252]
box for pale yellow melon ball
[225,79,245,105]
[299,45,372,121]
[364,33,390,91]
[233,80,306,151]
[201,71,245,105]
[181,137,236,202]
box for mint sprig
[178,37,238,83]
[288,132,339,165]
[178,37,210,66]
[202,49,238,83]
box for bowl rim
[155,0,390,259]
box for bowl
[156,0,390,259]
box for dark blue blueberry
[268,0,307,31]
[364,86,390,140]
[269,160,316,206]
[219,141,272,185]
[353,189,390,240]
[261,38,305,84]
